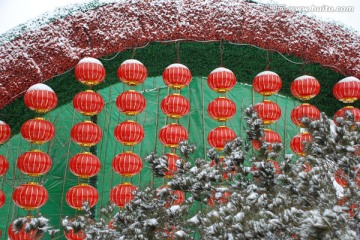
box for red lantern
[333,77,360,103]
[75,57,106,86]
[73,90,104,116]
[164,153,181,178]
[252,129,282,151]
[208,191,231,206]
[110,183,137,208]
[290,132,312,156]
[254,100,281,125]
[156,185,185,207]
[112,151,143,177]
[0,120,11,144]
[71,121,102,147]
[17,150,52,177]
[210,156,237,179]
[12,182,48,210]
[250,160,282,175]
[0,190,5,208]
[66,184,99,210]
[8,221,43,240]
[303,162,312,173]
[65,229,87,240]
[337,197,359,218]
[161,93,190,119]
[207,97,236,121]
[117,59,148,86]
[252,71,282,96]
[0,155,9,176]
[290,75,320,100]
[24,83,58,113]
[114,120,144,146]
[207,126,236,150]
[335,169,349,188]
[69,152,101,178]
[207,67,237,93]
[116,90,146,116]
[291,103,320,127]
[162,64,192,89]
[334,106,360,125]
[21,118,55,145]
[159,123,188,148]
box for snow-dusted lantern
[117,59,148,86]
[0,120,11,144]
[75,57,106,86]
[252,71,282,96]
[207,67,237,93]
[333,77,360,103]
[162,64,192,89]
[24,83,58,113]
[290,75,320,100]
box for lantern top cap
[339,76,360,83]
[210,67,233,74]
[27,83,54,92]
[294,75,316,81]
[0,120,7,125]
[79,57,103,66]
[255,71,279,77]
[122,59,143,65]
[166,63,188,69]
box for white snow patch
[294,75,316,81]
[122,59,143,65]
[27,83,54,92]
[338,76,360,83]
[210,67,233,74]
[79,57,103,66]
[166,63,189,69]
[188,215,200,224]
[0,120,6,125]
[256,71,278,77]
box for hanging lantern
[303,162,312,173]
[112,151,143,177]
[17,150,52,177]
[207,67,237,93]
[71,121,102,147]
[0,155,9,176]
[252,71,282,96]
[116,90,146,116]
[0,190,5,208]
[156,185,185,207]
[65,229,87,240]
[69,152,101,178]
[24,83,58,113]
[117,59,148,86]
[250,160,282,175]
[162,64,192,89]
[8,221,43,240]
[207,126,236,150]
[163,153,181,178]
[73,90,104,116]
[159,123,188,148]
[252,129,282,151]
[110,183,137,208]
[114,120,144,146]
[335,169,348,188]
[334,106,360,125]
[290,132,312,156]
[209,156,237,179]
[66,184,99,210]
[0,120,11,144]
[207,97,236,121]
[21,118,55,145]
[75,57,106,86]
[290,75,321,100]
[12,182,48,210]
[333,77,360,103]
[161,93,190,119]
[254,100,281,125]
[208,191,231,206]
[290,103,321,127]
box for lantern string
[176,41,181,63]
[131,46,137,59]
[266,51,270,70]
[219,39,224,67]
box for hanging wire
[176,41,181,63]
[266,51,271,70]
[219,39,224,67]
[131,46,137,59]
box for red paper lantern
[290,132,312,156]
[335,169,349,188]
[207,126,236,150]
[0,190,5,208]
[66,184,99,210]
[290,75,321,100]
[24,83,58,113]
[252,129,282,151]
[12,182,48,210]
[21,118,55,145]
[303,162,312,173]
[110,183,137,208]
[114,120,144,146]
[337,197,359,218]
[252,71,282,96]
[334,106,360,125]
[162,64,192,89]
[157,185,185,207]
[207,67,237,93]
[161,93,190,119]
[0,155,9,176]
[69,152,101,178]
[254,100,281,125]
[0,120,11,144]
[112,151,143,177]
[8,221,43,240]
[73,90,104,116]
[291,103,321,127]
[210,156,237,179]
[208,191,231,206]
[159,123,188,148]
[333,77,360,103]
[250,160,282,175]
[207,97,236,121]
[164,153,181,178]
[65,229,87,240]
[75,57,106,86]
[71,121,102,147]
[17,150,52,177]
[116,90,146,116]
[117,59,148,86]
